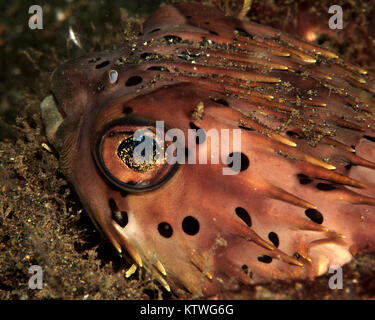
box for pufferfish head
[41,2,375,296]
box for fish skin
[41,2,375,296]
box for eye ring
[92,116,179,193]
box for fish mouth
[40,94,64,147]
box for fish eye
[93,117,179,192]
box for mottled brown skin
[41,2,375,296]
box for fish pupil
[117,135,158,172]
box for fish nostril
[109,198,128,228]
[268,232,279,247]
[235,207,252,227]
[125,76,143,87]
[305,208,324,224]
[108,70,118,84]
[227,152,250,172]
[258,255,273,264]
[182,216,200,235]
[158,222,173,238]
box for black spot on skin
[209,30,219,36]
[108,184,127,197]
[317,34,328,45]
[234,28,254,39]
[258,255,272,263]
[364,135,375,143]
[241,264,248,273]
[316,183,336,191]
[158,222,173,238]
[148,28,161,34]
[238,124,255,131]
[182,216,200,235]
[227,152,250,172]
[95,61,110,69]
[109,198,128,228]
[120,190,128,197]
[147,66,169,72]
[189,122,206,144]
[344,162,352,170]
[210,98,229,107]
[125,76,143,87]
[123,106,133,114]
[286,131,301,138]
[140,52,154,59]
[235,207,252,227]
[268,232,279,247]
[297,173,313,185]
[241,264,253,277]
[305,208,324,224]
[108,198,117,211]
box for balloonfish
[40,2,375,296]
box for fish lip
[40,93,64,146]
